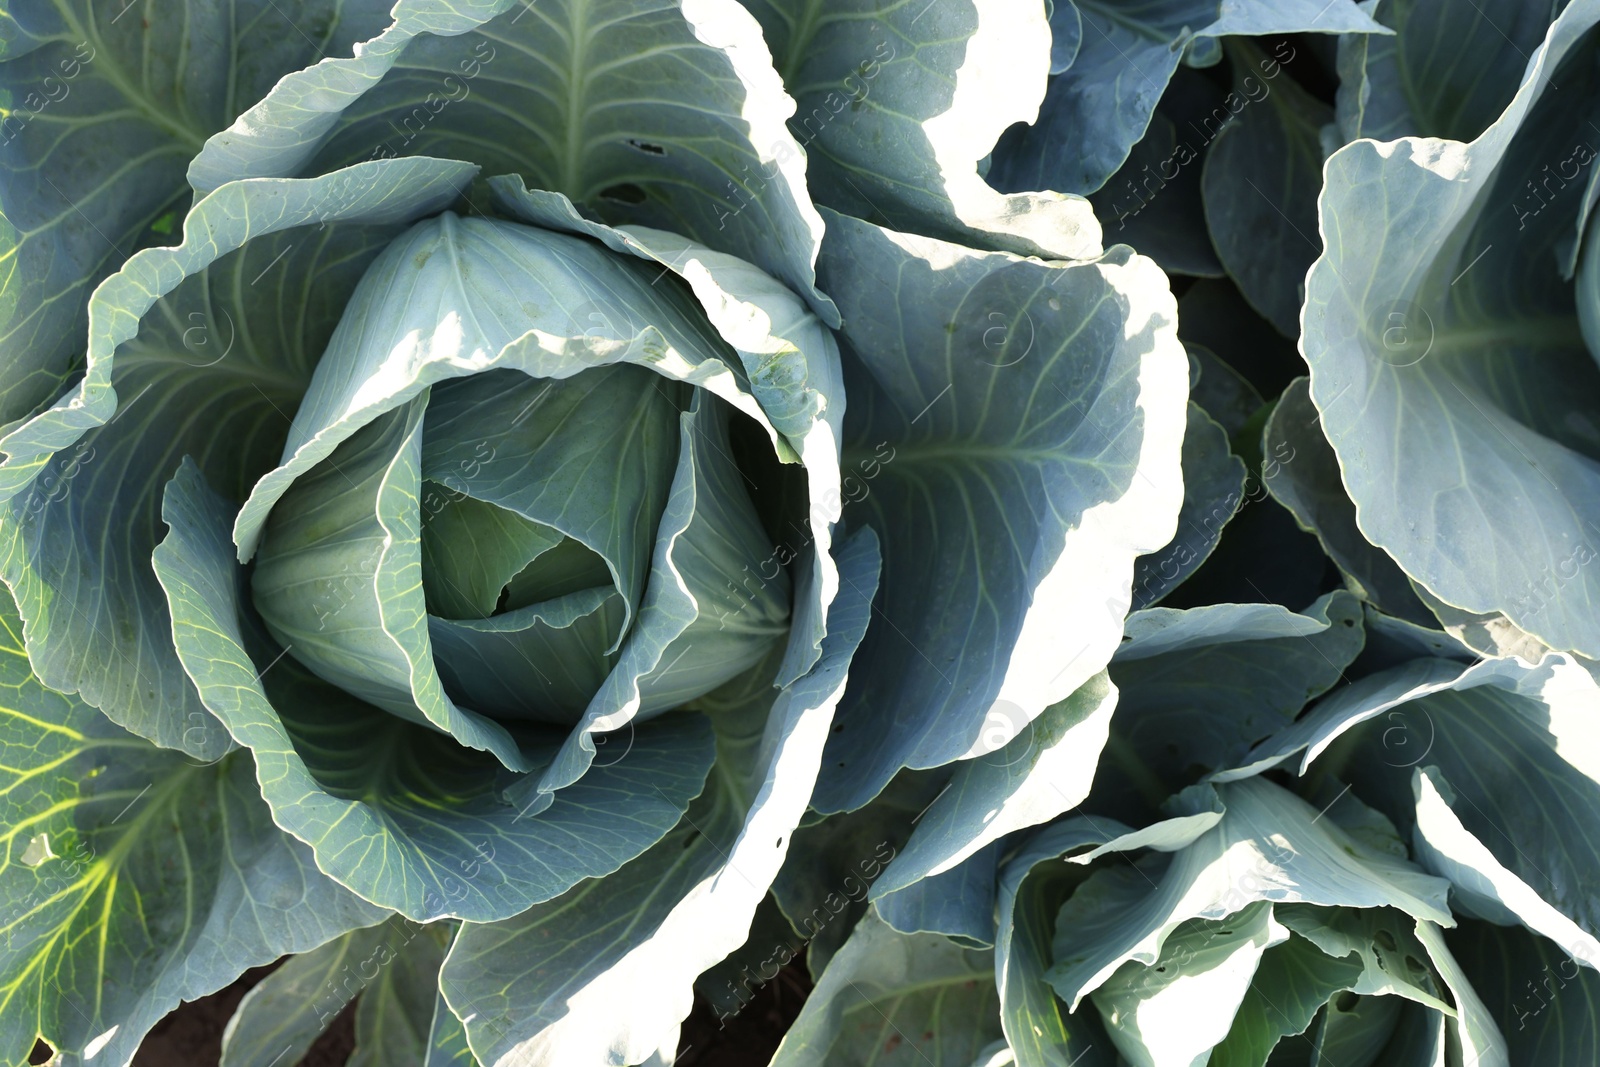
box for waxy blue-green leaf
[1446,920,1600,1067]
[0,0,385,433]
[426,989,481,1067]
[1201,40,1332,337]
[1263,378,1433,624]
[1048,0,1083,73]
[1335,0,1559,144]
[994,822,1117,1067]
[1373,1000,1451,1067]
[1216,652,1600,1004]
[153,459,714,922]
[1214,655,1472,782]
[1132,402,1247,608]
[1274,905,1453,1013]
[1414,920,1509,1066]
[440,529,879,1066]
[1100,593,1363,806]
[350,922,454,1067]
[0,585,389,1067]
[987,0,1385,196]
[0,158,475,760]
[769,909,1003,1067]
[738,0,1102,260]
[1411,768,1600,965]
[188,0,837,324]
[1045,778,1453,1011]
[219,920,420,1067]
[1224,651,1600,967]
[1312,992,1404,1067]
[1408,582,1558,663]
[810,209,1186,813]
[870,673,1117,901]
[1091,902,1289,1067]
[770,771,937,979]
[1303,0,1600,658]
[876,841,1000,948]
[1208,931,1367,1067]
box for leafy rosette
[151,171,861,921]
[778,599,1600,1067]
[1300,0,1600,658]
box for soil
[32,957,811,1066]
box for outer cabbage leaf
[349,923,454,1067]
[1087,81,1226,281]
[219,920,420,1067]
[1303,0,1600,658]
[1207,931,1365,1067]
[987,0,1386,196]
[1275,905,1454,1012]
[1200,40,1332,337]
[186,0,837,324]
[1414,921,1509,1066]
[153,459,713,923]
[809,209,1186,812]
[1262,378,1433,623]
[0,0,385,433]
[426,989,482,1067]
[1097,593,1363,808]
[1090,902,1289,1067]
[0,586,388,1067]
[994,822,1117,1067]
[1447,919,1600,1066]
[876,841,1001,948]
[1335,0,1561,144]
[438,529,879,1066]
[0,159,475,759]
[1411,767,1600,965]
[769,771,939,979]
[738,0,1103,260]
[1131,401,1246,608]
[1044,778,1453,1010]
[768,908,1002,1067]
[1224,652,1600,968]
[868,672,1116,902]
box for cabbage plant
[5,0,1600,1065]
[0,1,1187,1064]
